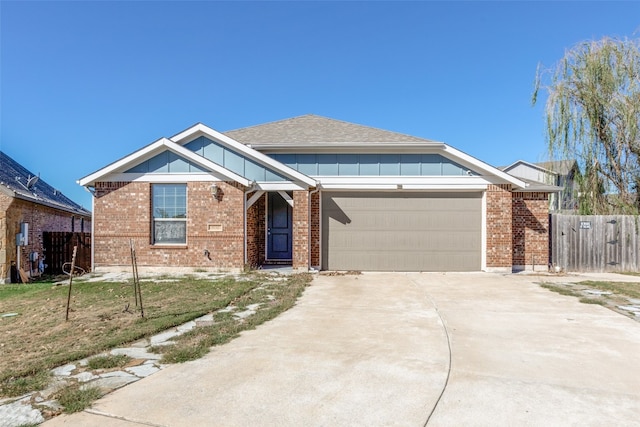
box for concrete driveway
[44,272,640,426]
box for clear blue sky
[2,1,639,210]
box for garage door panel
[328,230,480,251]
[322,192,481,271]
[338,211,479,231]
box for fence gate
[42,232,91,275]
[550,214,640,272]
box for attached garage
[321,191,482,271]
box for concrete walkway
[43,272,640,426]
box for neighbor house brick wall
[512,192,549,270]
[93,181,245,270]
[0,193,91,282]
[292,190,309,269]
[486,184,512,268]
[310,191,320,268]
[246,192,266,268]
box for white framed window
[152,184,187,244]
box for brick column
[512,192,549,271]
[310,191,320,268]
[292,190,309,270]
[486,184,512,271]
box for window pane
[154,221,186,244]
[153,184,186,219]
[152,184,187,244]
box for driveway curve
[45,273,450,426]
[407,272,640,426]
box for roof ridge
[223,114,319,133]
[224,114,435,144]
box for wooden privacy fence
[550,214,640,272]
[43,232,91,275]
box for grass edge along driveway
[0,271,312,398]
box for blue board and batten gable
[124,136,472,181]
[125,136,289,182]
[270,153,472,176]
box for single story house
[79,115,554,273]
[501,160,579,212]
[1,151,92,283]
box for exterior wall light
[211,183,223,201]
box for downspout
[243,181,258,267]
[84,185,95,273]
[308,184,321,272]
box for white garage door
[322,192,482,271]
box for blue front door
[267,192,292,260]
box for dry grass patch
[0,272,312,397]
[151,272,312,364]
[539,280,640,320]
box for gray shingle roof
[0,151,90,215]
[224,114,435,145]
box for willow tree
[533,37,640,214]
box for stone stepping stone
[92,373,139,392]
[110,347,161,360]
[584,290,612,296]
[149,329,183,345]
[126,364,160,378]
[0,400,44,427]
[51,364,76,376]
[73,372,99,383]
[617,305,640,313]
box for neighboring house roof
[0,151,90,216]
[224,114,436,147]
[515,177,563,192]
[533,160,578,176]
[501,159,578,177]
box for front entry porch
[246,190,312,271]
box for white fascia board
[317,176,491,187]
[171,123,316,187]
[320,184,488,191]
[104,173,226,183]
[254,142,447,153]
[162,139,250,186]
[78,138,168,187]
[442,145,526,189]
[255,182,308,191]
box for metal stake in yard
[130,240,144,318]
[65,246,78,321]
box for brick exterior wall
[91,181,551,273]
[93,181,244,270]
[292,190,309,269]
[486,184,513,269]
[0,193,91,282]
[246,192,265,268]
[512,192,549,270]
